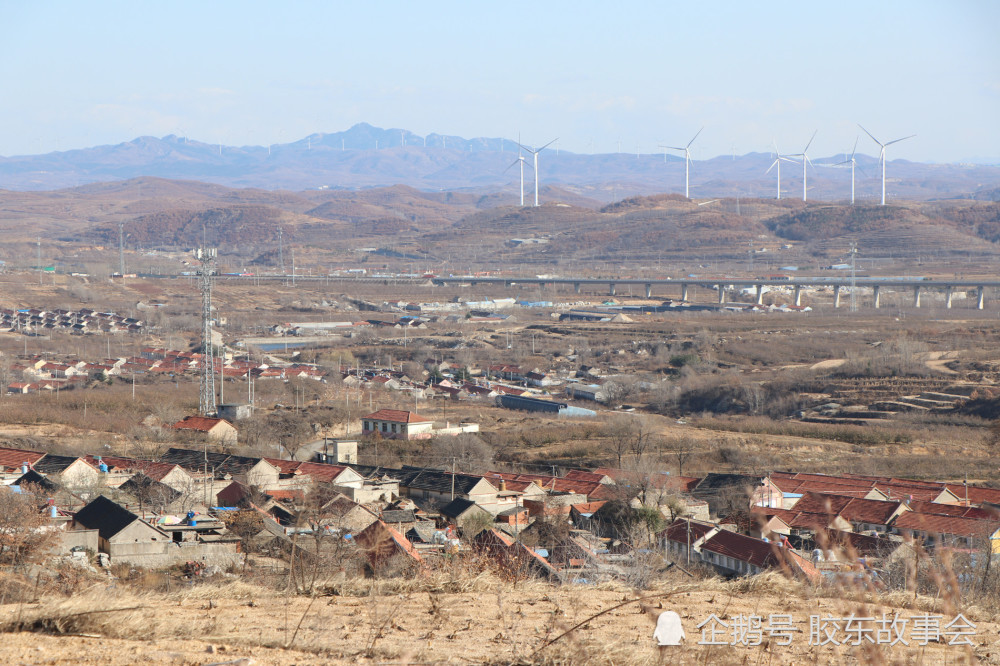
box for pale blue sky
[1,1,997,162]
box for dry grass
[0,588,156,638]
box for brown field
[1,571,997,665]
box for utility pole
[849,242,859,313]
[37,238,42,284]
[195,247,218,415]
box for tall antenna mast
[118,222,125,275]
[194,247,218,415]
[278,226,285,274]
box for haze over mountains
[1,123,998,203]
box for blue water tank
[99,463,109,473]
[187,511,197,526]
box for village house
[361,409,435,440]
[890,512,1000,553]
[71,495,240,567]
[171,415,239,446]
[353,519,423,570]
[691,473,784,518]
[396,468,500,510]
[30,454,100,491]
[660,519,819,581]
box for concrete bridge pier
[873,285,881,309]
[755,284,764,305]
[833,286,841,308]
[717,285,725,304]
[574,282,581,294]
[978,286,985,310]
[913,286,921,308]
[681,284,689,302]
[609,283,616,297]
[945,286,953,309]
[794,286,802,307]
[645,283,652,299]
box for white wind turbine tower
[787,130,817,202]
[516,138,558,207]
[660,127,703,199]
[505,148,528,207]
[831,136,861,204]
[859,124,915,205]
[766,141,795,200]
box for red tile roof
[907,500,999,521]
[265,489,305,502]
[945,484,1000,506]
[362,409,431,424]
[172,416,234,432]
[563,469,610,483]
[892,512,1000,538]
[0,446,46,470]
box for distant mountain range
[1,123,998,202]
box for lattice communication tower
[195,247,218,415]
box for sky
[1,1,998,163]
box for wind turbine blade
[884,134,916,147]
[515,142,536,154]
[858,124,882,147]
[850,136,859,159]
[686,126,704,148]
[803,129,817,153]
[661,145,685,152]
[503,159,522,174]
[537,138,559,152]
[766,159,779,174]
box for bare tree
[604,415,655,469]
[0,486,58,565]
[665,436,695,477]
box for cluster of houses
[4,347,330,395]
[8,429,999,586]
[661,470,1000,581]
[0,307,143,335]
[344,360,613,414]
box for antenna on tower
[194,246,218,415]
[118,222,125,276]
[278,226,285,274]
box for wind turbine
[858,124,915,205]
[516,138,557,207]
[787,130,817,202]
[505,148,528,207]
[766,141,795,200]
[830,136,861,205]
[660,127,703,198]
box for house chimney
[22,462,29,474]
[500,479,507,492]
